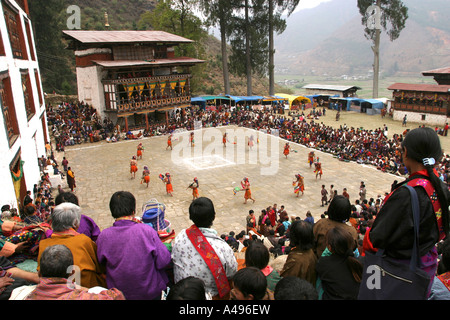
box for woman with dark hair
[313,195,358,258]
[364,127,450,298]
[231,267,268,300]
[280,220,317,286]
[316,227,363,300]
[166,277,207,300]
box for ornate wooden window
[24,18,35,60]
[21,71,35,119]
[3,2,27,59]
[0,73,20,147]
[0,29,5,56]
[34,69,43,105]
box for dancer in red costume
[283,142,291,159]
[166,134,173,150]
[188,177,200,200]
[137,143,144,160]
[293,173,305,197]
[162,173,173,197]
[314,158,323,179]
[308,151,315,168]
[141,166,150,188]
[241,177,255,204]
[130,156,138,179]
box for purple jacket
[96,220,171,300]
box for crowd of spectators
[46,101,450,182]
[1,102,448,300]
[1,182,447,301]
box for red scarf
[438,272,450,292]
[364,169,446,253]
[381,169,445,241]
[185,225,230,298]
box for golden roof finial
[104,12,110,28]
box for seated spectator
[0,255,39,300]
[280,220,317,286]
[304,211,314,225]
[23,245,125,300]
[172,197,237,300]
[274,276,318,300]
[54,192,101,242]
[230,267,268,300]
[23,206,43,225]
[316,227,363,300]
[313,195,358,258]
[37,202,106,289]
[429,237,450,300]
[0,217,31,257]
[244,240,282,292]
[166,277,209,300]
[96,191,171,300]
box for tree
[357,0,408,98]
[267,0,299,95]
[28,0,76,94]
[198,0,239,95]
[229,0,268,96]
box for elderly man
[37,202,106,289]
[23,245,125,300]
[171,197,238,300]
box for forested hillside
[28,0,283,97]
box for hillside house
[62,30,205,132]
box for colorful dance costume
[130,156,138,176]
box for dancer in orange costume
[223,132,228,147]
[166,134,173,150]
[137,143,144,160]
[163,173,173,197]
[308,151,315,168]
[188,177,199,200]
[242,177,255,204]
[248,135,254,150]
[314,158,323,179]
[189,132,195,147]
[283,142,290,159]
[141,165,150,188]
[130,156,138,179]
[293,173,304,197]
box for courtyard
[55,109,420,236]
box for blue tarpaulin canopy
[329,97,385,112]
[361,99,384,109]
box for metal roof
[387,83,450,93]
[422,67,450,75]
[92,57,205,68]
[62,30,194,44]
[302,84,362,91]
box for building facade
[388,67,450,126]
[62,30,205,132]
[0,0,49,211]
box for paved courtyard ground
[53,108,446,237]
